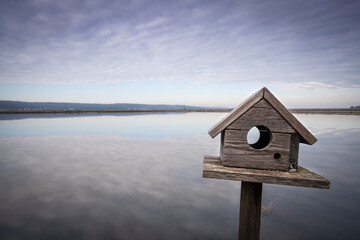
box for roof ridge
[208,87,317,145]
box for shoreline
[0,108,359,115]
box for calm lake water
[0,113,359,240]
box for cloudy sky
[0,0,359,107]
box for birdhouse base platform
[203,155,330,189]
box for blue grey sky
[0,0,359,107]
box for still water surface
[0,113,359,239]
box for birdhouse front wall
[220,99,299,171]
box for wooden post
[238,181,263,240]
[203,156,329,239]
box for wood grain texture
[289,134,300,168]
[227,101,296,134]
[203,156,330,189]
[263,88,317,145]
[238,182,262,240]
[223,130,291,171]
[208,88,265,138]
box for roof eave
[263,88,317,145]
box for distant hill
[0,101,206,111]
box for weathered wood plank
[222,154,289,171]
[239,182,262,240]
[264,88,317,145]
[223,130,291,171]
[208,88,264,138]
[228,104,296,134]
[203,156,330,189]
[289,133,300,169]
[224,130,291,152]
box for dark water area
[0,113,359,239]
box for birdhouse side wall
[289,133,300,169]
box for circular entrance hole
[247,126,272,149]
[274,153,281,159]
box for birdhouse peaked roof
[208,87,317,145]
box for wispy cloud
[0,0,359,89]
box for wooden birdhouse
[208,87,317,172]
[204,87,329,240]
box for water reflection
[261,128,360,240]
[0,135,240,239]
[0,112,225,138]
[0,114,359,239]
